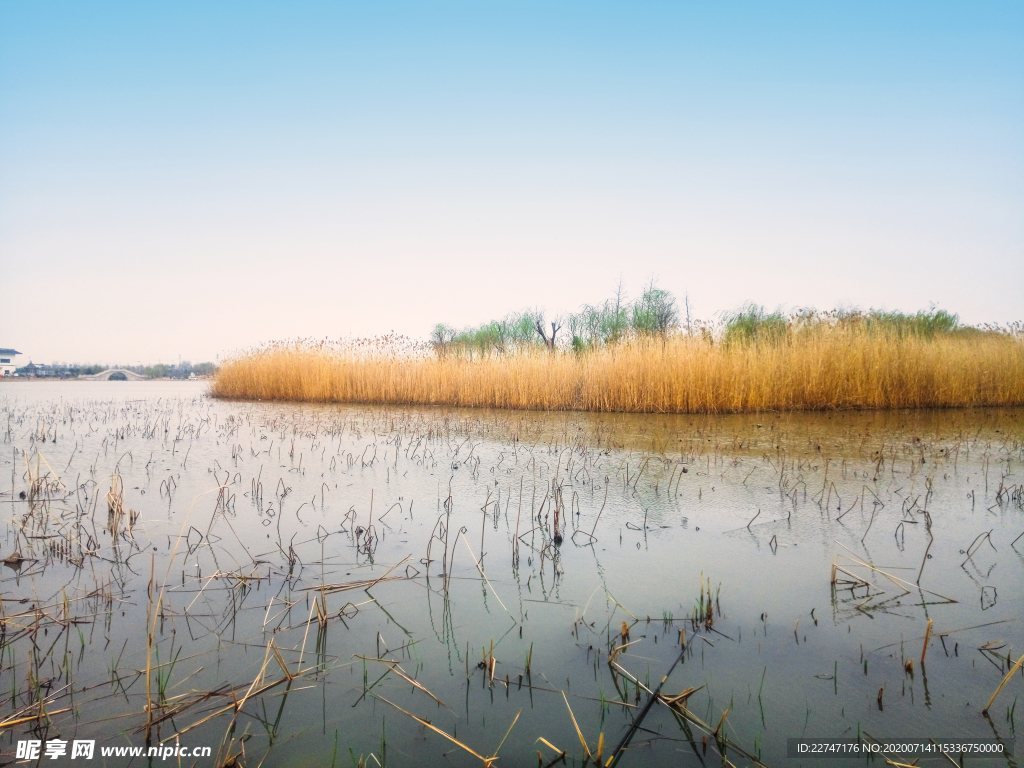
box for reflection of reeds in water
[213,327,1024,412]
[5,388,1023,765]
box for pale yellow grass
[211,330,1024,413]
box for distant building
[0,348,21,376]
[22,363,69,378]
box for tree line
[431,280,687,358]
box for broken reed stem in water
[921,619,932,665]
[982,653,1024,714]
[212,329,1024,413]
[861,503,878,543]
[145,552,155,737]
[374,694,520,767]
[374,694,486,762]
[607,646,687,767]
[513,477,523,565]
[561,691,592,761]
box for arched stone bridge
[78,369,147,381]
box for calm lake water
[2,381,1022,767]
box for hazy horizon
[2,2,1022,364]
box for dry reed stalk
[535,738,566,762]
[0,706,71,728]
[608,638,643,665]
[270,639,294,680]
[489,639,495,685]
[921,619,933,665]
[145,553,155,737]
[833,545,957,603]
[172,650,290,738]
[605,591,637,621]
[353,656,447,707]
[141,486,233,736]
[459,534,515,621]
[561,691,592,760]
[981,653,1024,714]
[34,451,67,494]
[660,686,703,709]
[713,707,730,740]
[589,480,609,539]
[304,555,410,594]
[513,477,523,565]
[374,693,506,765]
[607,645,688,767]
[212,329,1024,413]
[490,708,523,763]
[654,684,769,768]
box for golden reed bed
[212,329,1024,413]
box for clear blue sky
[1,1,1021,364]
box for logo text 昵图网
[17,740,212,760]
